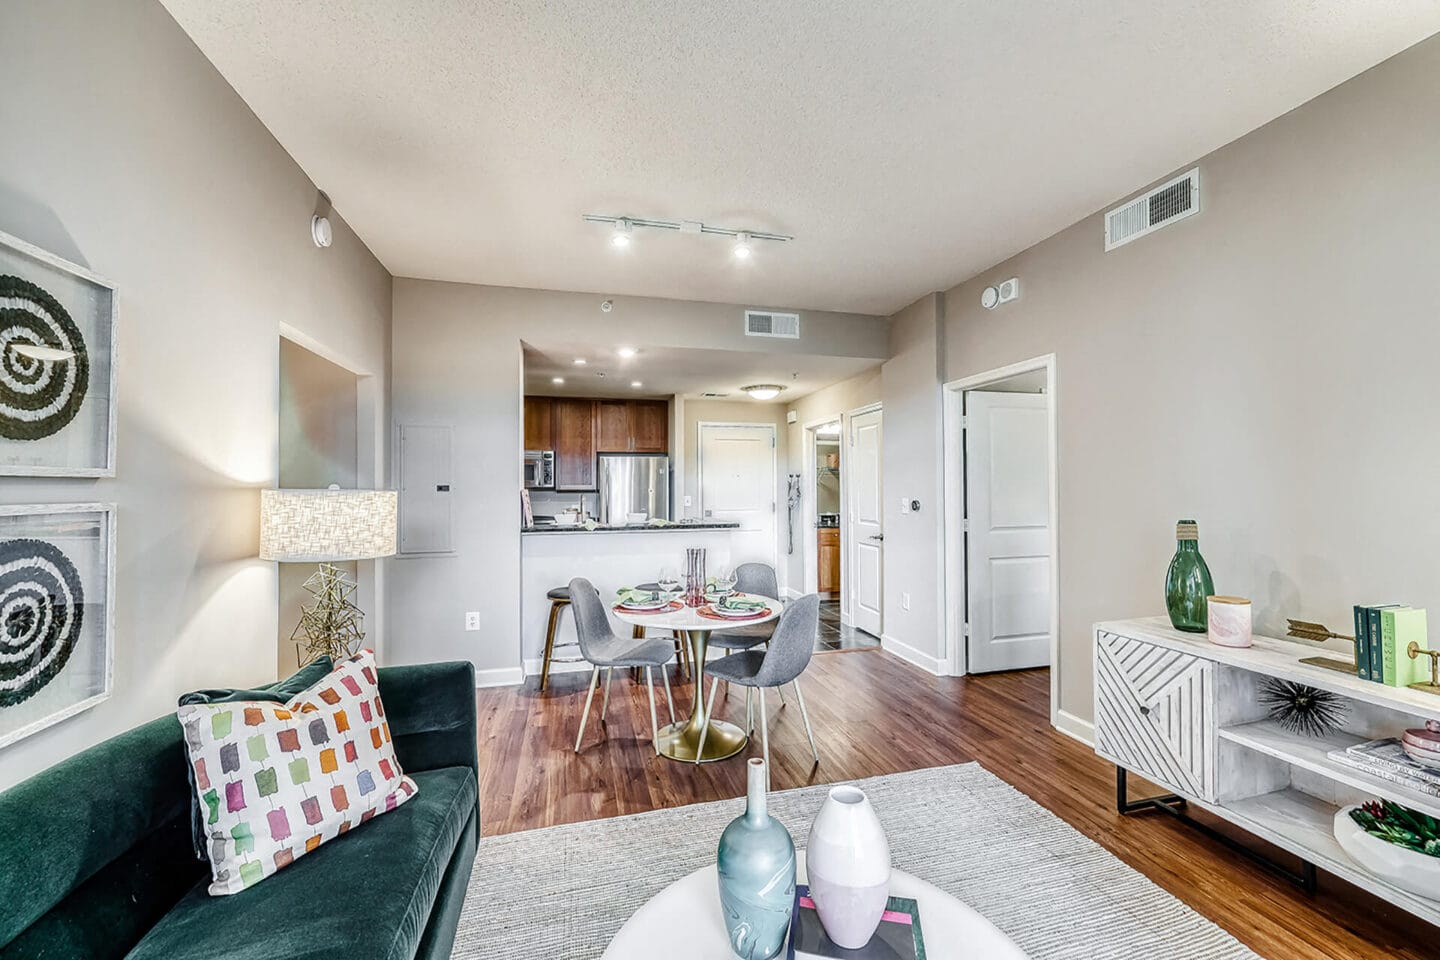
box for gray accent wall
[0,0,391,789]
[940,33,1440,727]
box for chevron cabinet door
[1094,630,1216,801]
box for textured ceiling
[161,1,1440,315]
[522,342,877,401]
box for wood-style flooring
[476,648,1433,960]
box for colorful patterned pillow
[177,650,417,895]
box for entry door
[965,391,1050,672]
[849,408,883,637]
[699,424,777,569]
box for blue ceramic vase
[717,758,796,960]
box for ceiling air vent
[744,310,800,339]
[700,392,730,398]
[1104,168,1200,251]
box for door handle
[869,534,884,542]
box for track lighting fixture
[585,215,789,258]
[733,233,752,260]
[610,219,633,248]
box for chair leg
[645,667,660,756]
[660,663,676,725]
[746,686,754,735]
[539,600,564,692]
[694,677,720,765]
[793,677,819,766]
[776,682,788,707]
[759,687,772,790]
[574,666,600,753]
[601,666,613,724]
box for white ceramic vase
[805,785,891,949]
[1334,805,1440,900]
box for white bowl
[551,514,580,526]
[1334,804,1440,900]
[626,512,648,524]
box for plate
[708,603,768,619]
[617,596,671,611]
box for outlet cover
[464,611,481,631]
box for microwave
[523,450,555,489]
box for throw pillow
[177,650,417,895]
[177,656,335,860]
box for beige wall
[0,0,392,789]
[781,368,882,594]
[278,339,360,675]
[389,280,887,678]
[880,295,945,667]
[941,33,1440,726]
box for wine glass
[714,566,737,600]
[657,566,681,600]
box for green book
[1382,607,1428,687]
[1368,604,1405,684]
[1354,605,1370,680]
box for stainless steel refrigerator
[597,454,670,524]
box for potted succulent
[1334,800,1440,899]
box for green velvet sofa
[0,661,479,960]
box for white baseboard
[1053,708,1095,746]
[841,612,854,627]
[880,634,943,676]
[475,666,525,688]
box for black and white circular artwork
[0,538,85,708]
[0,275,89,441]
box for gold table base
[656,628,749,763]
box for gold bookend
[1407,641,1440,696]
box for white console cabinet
[1094,617,1440,925]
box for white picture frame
[0,503,116,749]
[0,228,118,476]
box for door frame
[941,355,1060,723]
[800,414,847,603]
[845,401,883,632]
[696,420,780,573]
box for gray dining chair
[709,561,788,707]
[569,577,677,754]
[697,594,822,781]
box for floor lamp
[260,486,398,665]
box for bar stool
[539,585,586,691]
[630,582,691,681]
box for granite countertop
[522,520,741,534]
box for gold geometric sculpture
[290,562,367,665]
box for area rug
[453,763,1258,959]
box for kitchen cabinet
[630,401,669,452]
[818,526,840,595]
[524,397,554,450]
[596,400,632,452]
[552,398,598,491]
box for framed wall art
[0,228,117,476]
[0,503,115,749]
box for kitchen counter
[522,521,740,534]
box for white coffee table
[603,851,1028,958]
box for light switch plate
[464,612,481,631]
[683,495,693,508]
[901,592,911,611]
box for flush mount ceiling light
[616,346,636,358]
[741,384,786,401]
[585,215,791,256]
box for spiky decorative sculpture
[290,562,366,665]
[1258,678,1346,738]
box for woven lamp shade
[260,489,398,562]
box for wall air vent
[744,310,800,339]
[1104,168,1200,251]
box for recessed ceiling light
[741,384,785,401]
[631,381,643,388]
[733,232,752,260]
[616,346,637,358]
[610,218,633,248]
[572,358,587,365]
[551,377,565,385]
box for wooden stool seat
[539,587,585,691]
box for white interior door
[699,424,777,569]
[965,391,1051,673]
[849,408,883,636]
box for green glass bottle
[1165,520,1214,633]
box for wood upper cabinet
[552,398,597,491]
[596,400,632,452]
[630,401,668,453]
[818,527,841,595]
[523,396,554,450]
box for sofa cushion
[178,651,416,895]
[124,765,477,960]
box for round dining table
[611,593,784,763]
